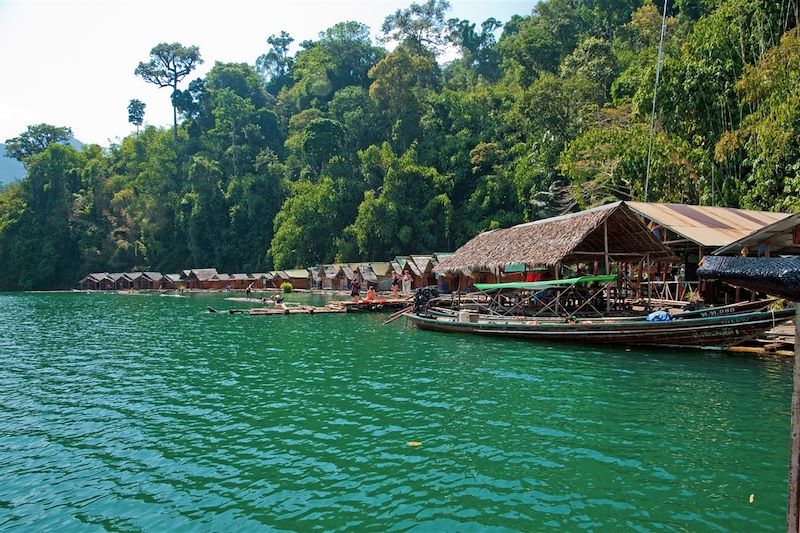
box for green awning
[474,275,617,291]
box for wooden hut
[340,264,356,288]
[79,272,115,290]
[283,269,311,290]
[140,272,164,290]
[250,273,268,289]
[320,264,346,290]
[181,268,218,290]
[162,274,183,290]
[107,273,125,290]
[119,272,141,290]
[229,273,251,290]
[395,256,423,290]
[370,262,394,291]
[354,264,379,290]
[308,267,322,289]
[268,271,286,288]
[434,201,676,297]
[431,253,455,293]
[213,273,233,290]
[411,255,435,286]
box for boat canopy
[474,274,617,291]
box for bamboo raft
[212,297,413,316]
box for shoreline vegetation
[1,1,798,291]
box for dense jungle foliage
[1,0,798,289]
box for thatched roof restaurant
[434,201,676,275]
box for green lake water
[0,291,792,531]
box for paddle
[383,306,413,325]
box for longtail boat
[407,307,795,349]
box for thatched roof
[360,265,379,284]
[322,264,342,278]
[434,202,676,274]
[340,264,356,280]
[411,255,434,274]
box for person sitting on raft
[365,286,377,302]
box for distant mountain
[0,144,25,185]
[0,136,84,186]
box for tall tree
[256,31,295,94]
[127,99,146,132]
[381,0,452,54]
[135,42,203,139]
[4,124,73,163]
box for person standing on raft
[391,272,400,297]
[351,275,361,301]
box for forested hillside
[1,0,798,290]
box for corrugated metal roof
[626,202,791,248]
[714,211,800,255]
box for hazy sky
[0,0,534,146]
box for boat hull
[407,308,794,349]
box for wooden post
[604,221,611,313]
[788,303,800,532]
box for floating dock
[212,298,413,317]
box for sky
[0,0,535,146]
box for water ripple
[0,292,793,531]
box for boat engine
[413,286,440,315]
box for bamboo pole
[788,303,800,532]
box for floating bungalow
[108,273,125,289]
[163,274,183,290]
[395,256,424,289]
[181,268,218,290]
[353,264,379,289]
[79,272,116,290]
[249,273,267,289]
[340,264,356,288]
[282,269,311,290]
[411,255,436,287]
[434,201,676,299]
[320,264,346,290]
[228,274,251,290]
[369,262,394,291]
[140,272,163,290]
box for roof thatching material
[698,256,800,300]
[434,202,676,274]
[340,264,356,280]
[358,265,379,284]
[322,264,342,278]
[411,256,434,274]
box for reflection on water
[0,292,792,531]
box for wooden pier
[212,297,413,317]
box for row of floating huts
[79,201,799,295]
[77,255,456,292]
